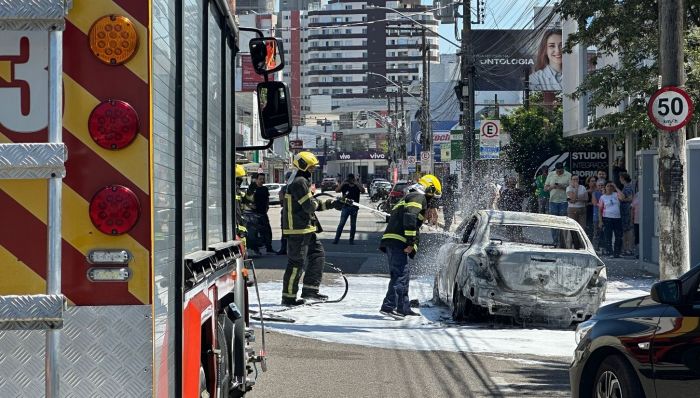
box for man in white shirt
[544,162,572,217]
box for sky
[429,0,554,54]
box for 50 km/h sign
[647,86,695,131]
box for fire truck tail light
[87,267,131,282]
[88,15,138,65]
[87,249,131,264]
[88,100,139,150]
[89,185,140,235]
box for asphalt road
[246,194,576,397]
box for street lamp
[366,72,421,102]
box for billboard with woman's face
[529,29,563,91]
[472,28,562,93]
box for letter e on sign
[480,120,500,139]
[647,86,694,131]
[0,32,49,134]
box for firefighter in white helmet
[379,174,442,318]
[281,151,351,306]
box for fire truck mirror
[249,37,284,75]
[257,81,292,140]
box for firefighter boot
[301,290,328,301]
[281,297,306,306]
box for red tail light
[390,190,403,197]
[88,100,139,150]
[89,185,140,235]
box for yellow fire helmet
[235,164,246,178]
[418,174,442,197]
[292,151,319,172]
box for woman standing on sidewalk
[566,175,588,229]
[598,182,624,258]
[590,179,605,251]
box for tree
[557,0,700,143]
[501,94,605,181]
[501,101,564,177]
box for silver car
[264,183,284,205]
[433,210,607,328]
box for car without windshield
[434,210,607,328]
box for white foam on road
[252,275,654,358]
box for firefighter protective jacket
[235,186,248,239]
[282,173,334,235]
[380,191,428,250]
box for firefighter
[379,174,442,319]
[235,164,248,246]
[281,151,351,306]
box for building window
[311,89,319,94]
[346,29,352,34]
[346,89,353,93]
[345,5,352,9]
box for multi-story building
[280,0,320,12]
[279,0,440,181]
[305,0,439,110]
[235,0,274,15]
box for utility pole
[658,0,689,279]
[395,89,400,166]
[387,92,393,165]
[494,93,499,118]
[460,0,474,186]
[419,26,432,173]
[523,69,530,110]
[400,81,406,163]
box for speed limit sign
[647,86,694,131]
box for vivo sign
[337,151,386,160]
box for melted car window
[488,224,585,250]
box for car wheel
[452,284,470,322]
[593,355,643,398]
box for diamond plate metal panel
[0,143,67,179]
[0,306,153,397]
[0,295,64,330]
[0,0,70,31]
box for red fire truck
[0,0,291,396]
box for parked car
[264,183,284,205]
[570,265,700,398]
[321,177,338,192]
[388,180,410,203]
[377,180,411,213]
[433,210,607,327]
[368,178,389,197]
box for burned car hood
[485,244,604,296]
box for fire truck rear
[0,0,291,396]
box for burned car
[433,210,607,327]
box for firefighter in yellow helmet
[234,164,248,246]
[281,151,351,306]
[379,174,442,318]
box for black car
[570,265,700,398]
